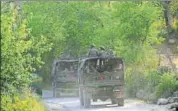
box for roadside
[43,98,67,111]
[43,97,173,111]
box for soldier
[88,44,98,72]
[98,46,107,72]
[108,48,115,57]
[99,46,107,58]
[88,44,98,57]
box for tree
[22,2,108,86]
[22,1,165,89]
[1,2,51,94]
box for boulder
[168,38,176,44]
[168,103,178,110]
[168,97,178,103]
[173,91,178,97]
[136,90,145,99]
[157,98,169,105]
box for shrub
[144,71,161,93]
[156,73,178,98]
[30,73,43,96]
[125,69,147,97]
[1,91,46,111]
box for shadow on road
[79,102,124,110]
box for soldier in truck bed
[88,44,98,72]
[98,46,107,58]
[88,44,98,57]
[108,48,115,57]
[97,46,108,72]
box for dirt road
[43,97,171,111]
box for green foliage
[145,71,161,90]
[112,2,164,63]
[125,70,161,97]
[22,2,107,86]
[125,70,178,100]
[20,2,177,102]
[125,69,147,97]
[1,91,46,111]
[170,2,178,31]
[1,2,50,94]
[23,2,64,57]
[30,73,43,95]
[22,2,165,88]
[22,2,69,86]
[156,73,178,98]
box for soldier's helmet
[100,46,105,50]
[90,44,95,48]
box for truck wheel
[52,83,56,98]
[117,98,124,106]
[83,89,90,108]
[79,88,84,106]
[92,99,97,102]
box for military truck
[52,59,79,97]
[78,57,124,108]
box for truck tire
[117,98,124,106]
[83,89,90,108]
[52,83,56,98]
[79,87,84,106]
[92,99,97,102]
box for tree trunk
[99,1,102,7]
[162,1,172,33]
[166,48,176,71]
[108,1,110,7]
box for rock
[157,98,169,105]
[168,97,178,103]
[173,91,178,97]
[168,103,178,110]
[168,38,176,44]
[136,90,145,99]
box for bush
[126,69,178,102]
[1,91,46,111]
[156,73,178,98]
[125,69,147,97]
[144,71,161,93]
[30,73,43,96]
[141,71,161,102]
[125,69,178,102]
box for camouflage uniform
[99,46,108,58]
[88,44,98,72]
[88,45,98,57]
[97,46,107,72]
[108,49,115,57]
